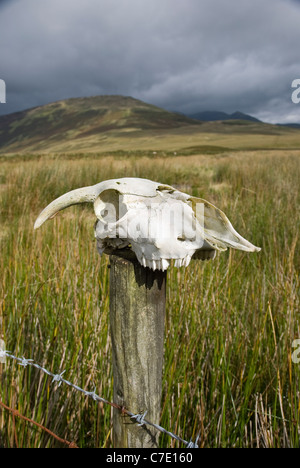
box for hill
[187,110,261,122]
[0,95,300,154]
[0,95,200,153]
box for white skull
[34,177,260,270]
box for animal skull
[34,177,260,270]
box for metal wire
[0,349,199,448]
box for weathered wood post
[109,250,166,448]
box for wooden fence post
[109,250,166,448]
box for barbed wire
[0,348,199,448]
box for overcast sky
[0,0,300,122]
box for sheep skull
[34,177,260,270]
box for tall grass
[0,150,299,447]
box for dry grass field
[0,142,299,447]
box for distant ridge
[187,110,261,123]
[277,122,300,129]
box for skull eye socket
[94,189,127,223]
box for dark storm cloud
[0,0,300,122]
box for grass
[0,149,299,447]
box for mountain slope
[0,95,201,153]
[1,95,299,155]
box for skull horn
[34,184,99,229]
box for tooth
[183,255,191,267]
[184,255,192,266]
[161,259,170,270]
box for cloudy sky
[0,0,300,122]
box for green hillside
[0,95,200,154]
[0,95,300,154]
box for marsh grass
[0,150,299,447]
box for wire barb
[51,370,66,387]
[131,410,148,426]
[86,387,99,401]
[186,434,200,448]
[18,356,34,368]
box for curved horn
[34,185,100,229]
